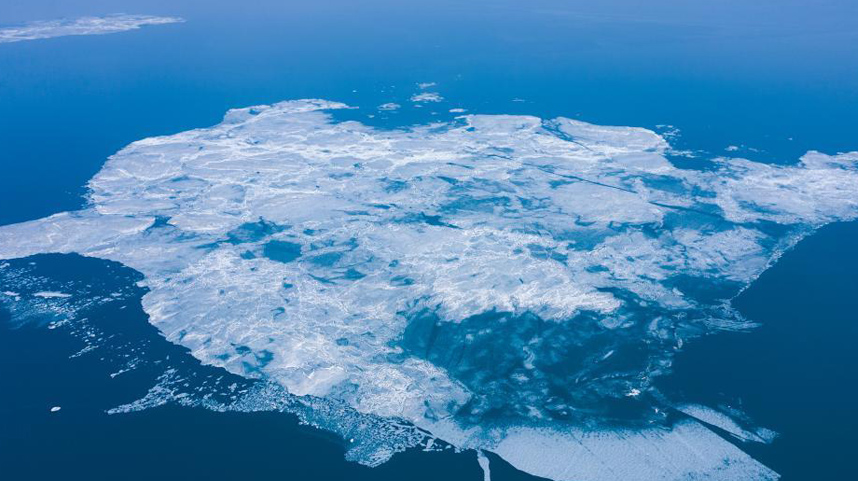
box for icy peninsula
[1,100,857,480]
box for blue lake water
[1,1,857,479]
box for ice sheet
[3,99,856,479]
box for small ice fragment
[33,291,72,298]
[410,92,443,103]
[50,406,61,412]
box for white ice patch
[411,92,443,102]
[0,14,183,44]
[33,291,72,298]
[2,99,857,480]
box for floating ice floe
[377,103,401,111]
[0,14,184,44]
[33,291,72,299]
[411,92,443,102]
[1,99,857,480]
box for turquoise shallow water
[1,1,857,479]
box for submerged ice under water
[1,100,857,480]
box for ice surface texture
[2,100,857,480]
[0,14,183,44]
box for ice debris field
[2,100,857,480]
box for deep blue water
[660,221,858,480]
[0,254,502,480]
[1,1,857,479]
